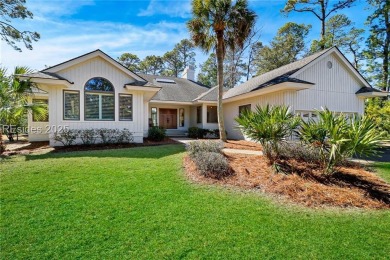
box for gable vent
[156,78,176,84]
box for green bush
[117,129,134,143]
[148,126,166,141]
[235,104,300,164]
[297,109,385,174]
[0,131,5,155]
[186,140,223,157]
[188,127,208,138]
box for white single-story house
[19,46,387,145]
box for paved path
[171,137,263,156]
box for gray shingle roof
[139,74,211,102]
[355,87,385,94]
[19,71,73,84]
[223,48,331,99]
[193,86,228,102]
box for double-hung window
[63,91,80,120]
[119,94,133,121]
[84,77,115,121]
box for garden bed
[2,138,178,155]
[184,153,390,209]
[223,140,262,151]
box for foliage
[162,49,183,77]
[297,108,385,174]
[53,129,78,146]
[365,98,390,138]
[197,53,218,87]
[139,55,164,75]
[117,53,141,72]
[0,0,40,51]
[363,0,389,91]
[117,128,134,144]
[0,66,47,141]
[0,130,5,155]
[78,129,97,145]
[282,0,356,50]
[187,0,257,141]
[235,105,300,163]
[97,128,119,144]
[192,151,231,178]
[147,126,166,141]
[186,140,223,157]
[278,142,322,164]
[188,127,208,139]
[174,39,196,68]
[254,22,311,75]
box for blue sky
[0,0,371,75]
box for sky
[0,0,372,76]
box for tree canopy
[0,0,40,51]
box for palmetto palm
[0,66,47,141]
[187,0,256,141]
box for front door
[159,109,177,129]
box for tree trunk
[320,0,326,50]
[383,0,389,92]
[216,31,227,141]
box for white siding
[292,53,365,114]
[41,57,146,145]
[224,92,285,140]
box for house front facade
[19,47,387,146]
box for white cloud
[0,17,191,72]
[27,0,95,18]
[138,0,191,18]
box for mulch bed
[2,138,179,156]
[184,154,390,210]
[223,140,262,151]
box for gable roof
[223,48,330,99]
[42,49,147,82]
[139,74,211,102]
[18,71,74,84]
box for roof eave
[356,92,389,98]
[223,82,314,103]
[17,76,73,87]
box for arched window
[84,77,115,120]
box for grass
[1,145,389,259]
[373,162,390,183]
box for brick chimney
[181,65,195,81]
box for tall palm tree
[187,0,256,141]
[0,66,47,141]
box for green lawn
[1,145,389,259]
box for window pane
[85,77,114,92]
[207,106,218,123]
[239,104,251,115]
[102,95,115,120]
[151,107,157,126]
[119,94,132,120]
[196,106,202,123]
[32,99,49,122]
[85,94,100,120]
[64,91,80,120]
[179,108,184,127]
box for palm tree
[0,66,47,141]
[187,0,256,141]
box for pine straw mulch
[184,154,390,210]
[223,140,262,151]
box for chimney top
[181,66,195,81]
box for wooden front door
[159,109,177,129]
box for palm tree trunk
[216,32,227,141]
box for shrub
[278,142,322,163]
[97,128,118,144]
[297,109,385,174]
[117,129,134,143]
[188,127,208,139]
[186,140,224,158]
[53,129,78,146]
[235,104,300,164]
[0,131,5,155]
[78,129,96,145]
[148,126,166,141]
[192,151,231,178]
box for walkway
[171,137,263,156]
